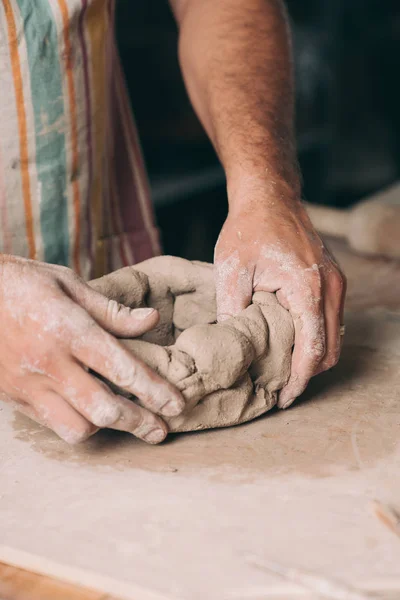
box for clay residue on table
[12,341,400,479]
[11,241,400,479]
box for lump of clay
[90,257,294,433]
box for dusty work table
[0,239,400,600]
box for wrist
[226,166,302,213]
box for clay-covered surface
[90,257,294,432]
[0,242,400,599]
[10,321,400,480]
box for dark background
[116,0,400,261]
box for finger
[214,253,253,321]
[104,395,168,444]
[28,391,97,444]
[71,321,185,418]
[277,278,325,409]
[315,269,346,374]
[63,277,159,337]
[59,367,168,444]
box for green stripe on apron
[15,0,69,265]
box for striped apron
[0,0,161,280]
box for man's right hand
[0,256,185,445]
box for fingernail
[145,428,166,444]
[133,308,156,319]
[279,397,294,410]
[277,394,288,409]
[162,398,184,417]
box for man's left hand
[214,180,346,409]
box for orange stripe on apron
[3,0,36,259]
[58,0,82,275]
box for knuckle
[313,344,325,363]
[106,299,127,323]
[330,269,346,294]
[69,317,98,350]
[21,352,51,374]
[300,272,323,306]
[307,338,325,363]
[323,349,341,371]
[88,398,120,428]
[130,409,146,433]
[115,400,145,434]
[305,268,323,291]
[112,362,137,390]
[57,266,81,288]
[91,413,117,428]
[64,422,95,445]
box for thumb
[214,253,253,321]
[69,280,159,337]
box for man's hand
[215,180,346,409]
[0,256,185,444]
[170,0,346,407]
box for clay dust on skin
[6,289,87,341]
[1,262,127,440]
[215,242,325,365]
[259,243,325,359]
[214,251,253,320]
[207,240,325,408]
[69,320,150,399]
[80,330,184,420]
[4,291,121,436]
[20,358,50,378]
[63,384,120,428]
[72,326,144,391]
[258,244,298,274]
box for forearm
[171,0,300,206]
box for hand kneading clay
[89,257,294,433]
